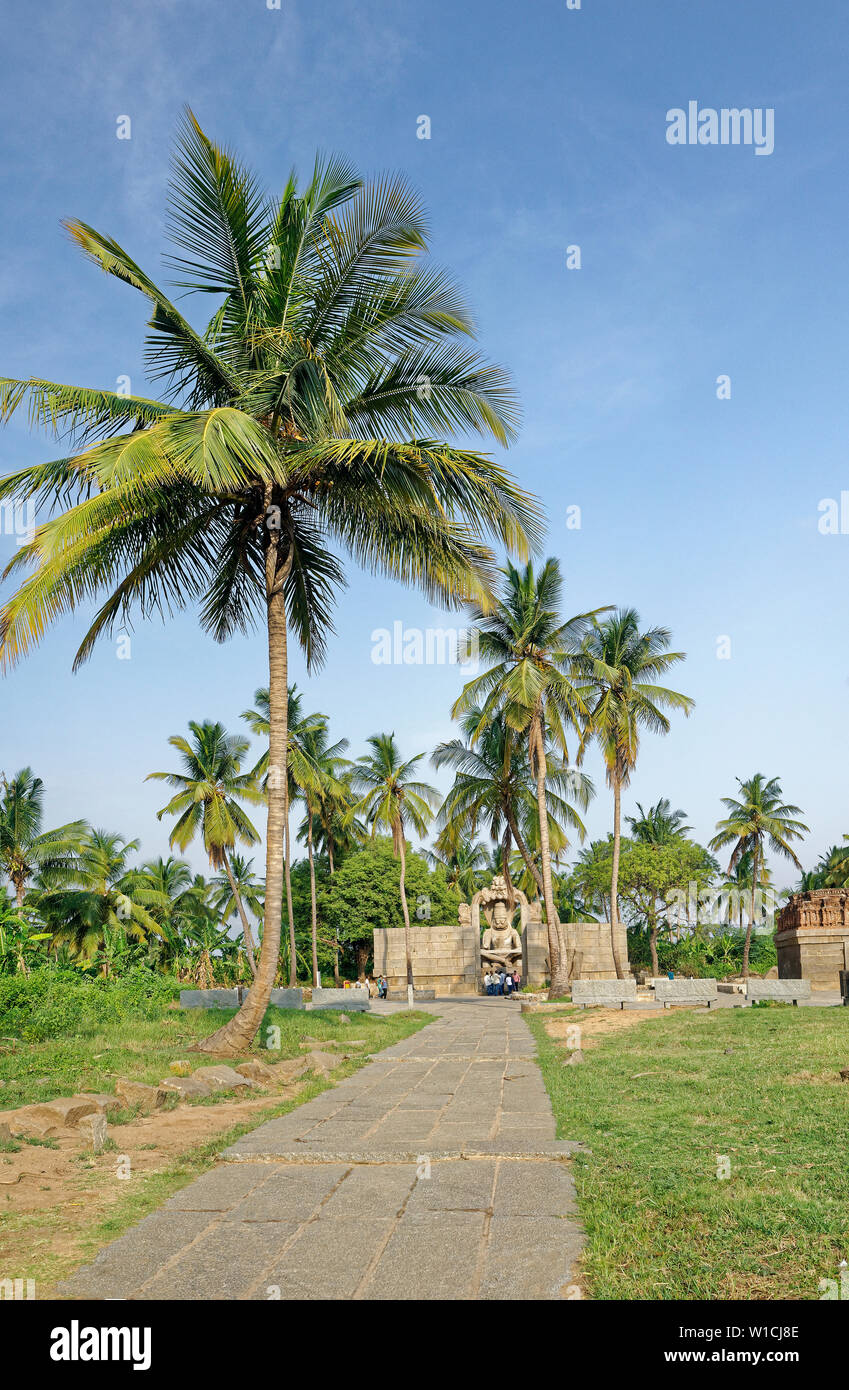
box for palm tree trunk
[14,877,25,909]
[220,848,257,977]
[743,842,758,979]
[649,904,659,977]
[283,783,297,988]
[609,772,626,979]
[328,840,340,987]
[196,537,291,1054]
[308,817,319,987]
[398,821,414,1008]
[531,716,569,997]
[505,804,544,897]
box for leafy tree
[575,609,693,979]
[353,734,440,1002]
[148,720,265,974]
[616,839,717,976]
[0,768,86,906]
[710,774,808,978]
[0,110,539,1052]
[453,559,603,995]
[323,839,460,979]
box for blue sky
[1,0,846,886]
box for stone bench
[180,987,306,1010]
[654,978,718,1009]
[746,979,811,1005]
[309,988,369,1012]
[571,979,637,1010]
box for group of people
[484,967,521,997]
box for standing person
[512,969,521,994]
[379,975,388,999]
[504,971,513,998]
[498,969,506,996]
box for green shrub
[0,967,180,1042]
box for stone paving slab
[57,999,585,1301]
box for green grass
[528,1005,849,1300]
[0,1003,427,1110]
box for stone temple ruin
[372,873,629,996]
[775,888,849,989]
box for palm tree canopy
[0,767,87,897]
[452,558,605,755]
[0,109,542,678]
[148,718,264,867]
[710,773,809,873]
[353,732,440,850]
[575,607,694,785]
[626,798,692,845]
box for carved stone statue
[473,874,523,973]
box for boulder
[191,1065,258,1093]
[0,1122,13,1143]
[114,1079,166,1113]
[303,1049,343,1076]
[273,1057,311,1084]
[169,1060,193,1077]
[235,1059,279,1084]
[840,1068,849,1082]
[78,1093,122,1117]
[22,1095,100,1129]
[565,1049,585,1067]
[77,1112,108,1153]
[158,1076,213,1100]
[3,1106,62,1138]
[337,1013,351,1024]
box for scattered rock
[724,1048,735,1055]
[840,1068,849,1082]
[337,1013,351,1024]
[23,1096,99,1129]
[192,1065,258,1093]
[2,1107,62,1137]
[0,1122,13,1143]
[77,1112,108,1153]
[235,1059,279,1083]
[565,1049,585,1067]
[169,1060,193,1077]
[274,1057,311,1084]
[303,1049,343,1076]
[114,1079,166,1113]
[78,1093,122,1117]
[158,1075,213,1100]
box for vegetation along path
[58,1001,585,1301]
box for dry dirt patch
[544,1008,668,1047]
[0,1083,305,1286]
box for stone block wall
[372,923,479,995]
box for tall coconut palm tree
[0,769,87,906]
[307,767,362,986]
[210,852,265,939]
[34,829,161,963]
[575,609,694,979]
[433,705,593,908]
[148,720,265,974]
[294,719,350,986]
[710,774,808,977]
[353,733,440,1006]
[626,798,691,845]
[0,111,539,1052]
[243,684,325,987]
[452,559,604,995]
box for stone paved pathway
[58,1000,585,1300]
